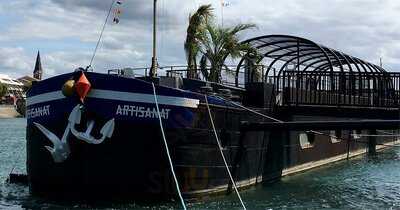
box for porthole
[299,132,314,149]
[330,130,341,143]
[352,130,362,139]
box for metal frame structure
[239,35,384,76]
[109,35,399,108]
[238,35,400,108]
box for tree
[184,4,213,79]
[197,22,257,82]
[0,82,7,98]
[185,5,258,83]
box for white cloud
[0,47,33,78]
[1,0,400,79]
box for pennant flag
[113,17,120,24]
[113,1,123,24]
[221,0,230,7]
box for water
[1,118,400,209]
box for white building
[0,74,25,98]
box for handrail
[152,83,187,210]
[108,65,249,88]
[273,71,400,108]
[110,65,400,108]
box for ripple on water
[1,118,400,209]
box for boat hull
[26,72,398,200]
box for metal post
[150,0,158,77]
[368,130,377,155]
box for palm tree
[184,4,213,79]
[197,22,257,82]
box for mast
[150,0,158,77]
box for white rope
[214,96,341,140]
[152,83,187,210]
[377,130,398,135]
[214,96,284,123]
[308,130,339,139]
[204,95,247,210]
[351,134,400,137]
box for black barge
[25,35,400,200]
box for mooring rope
[152,83,187,210]
[377,130,397,135]
[209,94,400,163]
[204,95,247,210]
[355,140,400,147]
[352,134,400,137]
[214,96,284,123]
[8,147,23,179]
[213,96,343,141]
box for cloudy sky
[0,0,399,78]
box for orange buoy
[75,72,91,102]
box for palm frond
[228,23,257,36]
[185,5,258,82]
[184,4,214,78]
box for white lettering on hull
[116,105,171,119]
[27,105,50,119]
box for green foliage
[185,5,258,82]
[0,82,7,98]
[184,4,213,79]
[197,22,257,82]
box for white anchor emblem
[69,105,115,144]
[34,105,115,163]
[34,122,71,163]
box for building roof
[0,74,24,86]
[17,75,39,86]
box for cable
[213,95,344,141]
[213,96,360,141]
[88,0,116,70]
[377,130,398,135]
[204,95,247,210]
[351,134,400,137]
[152,83,187,210]
[213,95,284,123]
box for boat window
[330,130,341,143]
[352,130,362,139]
[299,132,314,149]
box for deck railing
[108,66,400,108]
[271,71,400,108]
[108,65,248,87]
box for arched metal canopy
[242,35,385,74]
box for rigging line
[213,95,284,123]
[355,140,400,148]
[152,83,187,210]
[309,130,342,140]
[377,130,398,135]
[88,0,116,70]
[214,95,400,151]
[204,95,247,210]
[159,0,165,67]
[213,96,343,139]
[8,143,24,176]
[351,134,400,137]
